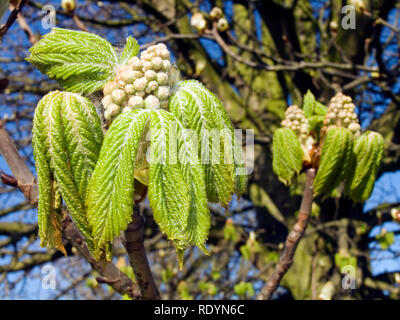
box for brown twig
[257,168,316,300]
[123,204,160,300]
[0,0,27,41]
[0,119,142,299]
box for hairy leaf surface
[314,127,354,197]
[33,91,103,253]
[118,36,140,66]
[345,131,384,202]
[87,109,150,258]
[27,28,118,94]
[169,80,246,207]
[272,128,304,185]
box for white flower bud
[103,81,118,96]
[152,57,163,70]
[156,72,169,85]
[142,61,152,70]
[133,78,148,91]
[144,95,160,109]
[338,111,346,119]
[348,123,360,133]
[121,70,139,83]
[101,95,112,107]
[162,60,171,71]
[125,84,135,95]
[128,96,144,108]
[129,56,142,70]
[122,106,132,113]
[107,103,120,116]
[104,109,112,121]
[146,81,159,93]
[160,49,170,60]
[155,86,170,100]
[111,89,127,104]
[144,70,157,81]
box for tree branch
[0,0,27,41]
[257,168,316,300]
[123,203,160,300]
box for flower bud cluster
[102,43,176,122]
[323,92,360,135]
[281,105,309,143]
[190,7,229,33]
[281,105,314,162]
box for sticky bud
[191,12,207,32]
[61,0,76,12]
[210,7,223,21]
[217,18,229,32]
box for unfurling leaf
[118,36,140,66]
[345,131,384,202]
[314,127,354,197]
[33,91,103,253]
[86,109,150,259]
[87,109,211,263]
[272,127,304,185]
[27,28,119,93]
[169,80,247,207]
[303,90,327,118]
[148,110,210,267]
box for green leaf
[87,108,211,263]
[314,127,354,197]
[148,110,210,266]
[315,102,328,116]
[302,90,327,118]
[86,109,150,259]
[169,80,247,207]
[33,91,103,253]
[334,253,357,270]
[118,36,139,66]
[27,28,118,94]
[308,115,325,132]
[345,131,384,202]
[303,90,316,118]
[376,231,395,250]
[272,127,304,185]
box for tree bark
[257,168,316,300]
[123,204,160,299]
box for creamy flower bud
[155,86,170,100]
[108,103,120,116]
[146,81,159,93]
[145,70,157,81]
[133,78,148,91]
[111,89,127,104]
[210,7,223,21]
[103,81,118,96]
[128,96,144,108]
[101,95,112,107]
[144,95,160,109]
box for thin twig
[0,0,27,41]
[257,168,316,300]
